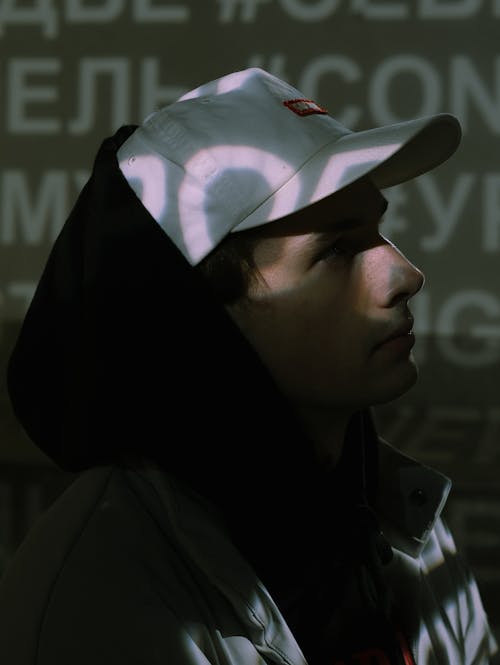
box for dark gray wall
[1,0,499,647]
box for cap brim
[234,113,461,232]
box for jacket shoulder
[0,465,222,665]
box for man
[0,67,497,664]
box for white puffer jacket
[0,442,497,665]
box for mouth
[373,317,415,353]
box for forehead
[255,177,387,240]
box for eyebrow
[315,197,389,236]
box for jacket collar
[376,438,452,559]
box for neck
[297,406,354,470]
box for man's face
[226,177,424,417]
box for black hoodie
[7,126,406,664]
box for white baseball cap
[117,67,461,266]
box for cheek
[227,269,371,402]
[248,291,359,395]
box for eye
[318,239,351,263]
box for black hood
[8,125,316,468]
[7,125,379,530]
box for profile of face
[226,177,425,421]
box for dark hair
[196,228,263,304]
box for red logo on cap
[283,98,328,116]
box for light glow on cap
[312,144,400,200]
[178,145,299,264]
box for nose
[373,241,425,308]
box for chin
[372,358,419,406]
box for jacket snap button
[410,488,427,506]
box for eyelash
[318,217,387,264]
[319,239,352,263]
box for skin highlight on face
[225,177,424,466]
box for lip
[373,318,415,352]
